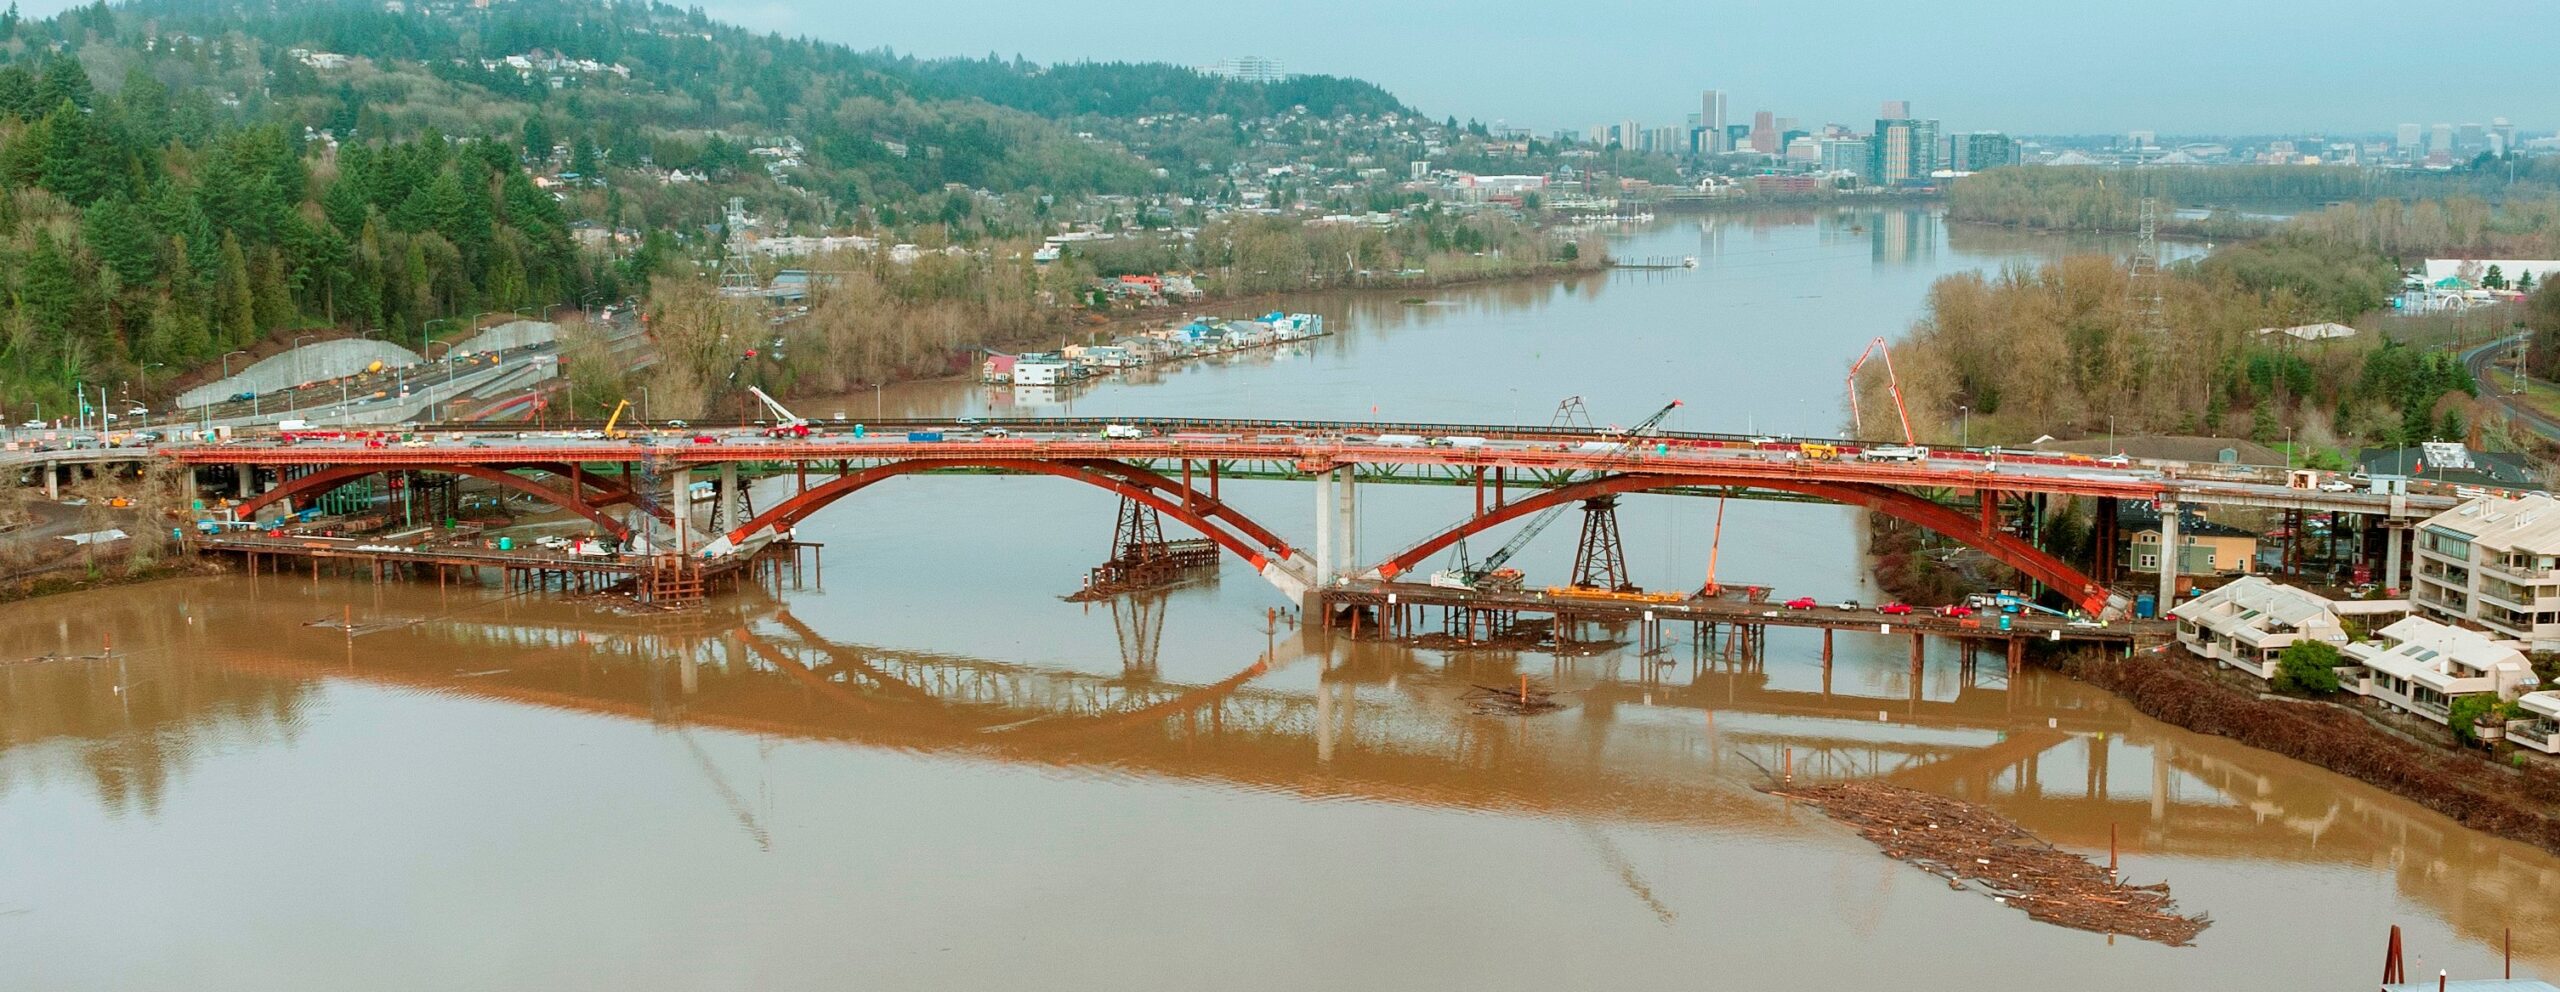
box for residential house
[2122,505,2258,576]
[2168,577,2355,679]
[1010,354,1073,387]
[2511,691,2560,754]
[2340,615,2538,725]
[2410,493,2560,650]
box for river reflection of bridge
[6,580,2558,961]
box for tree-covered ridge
[0,36,586,412]
[0,0,1452,412]
[889,55,1412,121]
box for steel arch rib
[236,463,633,538]
[1058,458,1292,556]
[1373,473,2108,614]
[722,458,1281,568]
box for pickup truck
[1104,424,1145,440]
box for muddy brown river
[4,210,2551,990]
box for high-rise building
[1950,132,2019,172]
[1651,126,1686,156]
[1879,100,1910,119]
[2458,122,2487,151]
[2397,123,2423,154]
[1725,124,1752,150]
[1784,136,1819,164]
[1620,119,1641,149]
[1819,137,1870,176]
[2430,123,2455,156]
[1749,111,1778,154]
[1870,116,1942,186]
[1699,90,1728,152]
[1197,55,1286,83]
[2493,117,2518,153]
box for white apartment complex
[2411,493,2560,651]
[2167,576,2357,681]
[2341,616,2537,726]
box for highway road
[2461,333,2560,443]
[158,416,2460,520]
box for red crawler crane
[1846,336,1916,446]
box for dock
[197,533,821,605]
[1319,580,2167,670]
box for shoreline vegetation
[614,211,1604,418]
[1868,177,2560,454]
[2049,646,2560,855]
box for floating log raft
[1764,780,2210,946]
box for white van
[1103,424,1145,440]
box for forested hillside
[0,0,1428,415]
[1950,164,2560,243]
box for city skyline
[4,0,2526,136]
[659,0,2533,136]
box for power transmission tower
[718,196,760,297]
[2131,185,2165,336]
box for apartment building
[2167,577,2358,681]
[2411,494,2560,651]
[2341,616,2537,726]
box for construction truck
[747,386,810,438]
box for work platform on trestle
[1318,580,2164,653]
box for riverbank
[2046,644,2560,854]
[798,256,1611,406]
[0,554,226,606]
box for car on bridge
[1937,604,1976,618]
[1833,599,1861,611]
[1876,602,1913,616]
[1782,596,1818,610]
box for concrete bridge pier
[2384,523,2405,596]
[41,461,56,500]
[2157,499,2181,610]
[717,461,740,532]
[669,466,691,553]
[1305,467,1361,615]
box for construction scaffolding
[1069,496,1218,600]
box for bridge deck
[157,423,2451,517]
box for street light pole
[291,333,318,415]
[1958,404,1970,447]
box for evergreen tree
[38,99,112,205]
[521,116,552,163]
[81,195,158,286]
[36,57,90,111]
[214,233,256,347]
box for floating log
[1763,780,2210,946]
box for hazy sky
[23,0,2538,135]
[684,0,2534,137]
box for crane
[1846,337,1916,446]
[1429,400,1681,591]
[601,398,633,439]
[746,386,810,438]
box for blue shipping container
[907,431,943,442]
